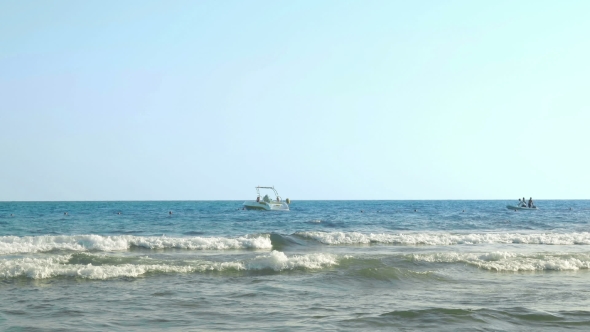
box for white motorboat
[506,204,538,211]
[243,186,290,211]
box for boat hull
[243,201,289,211]
[506,205,538,210]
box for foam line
[0,251,338,279]
[296,231,590,246]
[0,234,272,255]
[411,252,590,271]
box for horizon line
[1,198,588,203]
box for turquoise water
[2,200,590,331]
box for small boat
[506,205,538,211]
[243,186,290,211]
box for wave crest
[411,252,590,271]
[0,234,272,255]
[296,231,590,246]
[0,250,338,279]
[247,250,337,271]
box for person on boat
[522,197,527,207]
[528,197,534,208]
[518,198,525,207]
[256,196,260,202]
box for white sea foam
[296,231,590,246]
[0,234,272,255]
[0,251,338,279]
[411,252,590,271]
[247,250,337,271]
[0,255,223,279]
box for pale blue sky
[1,0,589,200]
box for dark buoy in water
[10,214,13,217]
[414,209,417,212]
[361,210,364,213]
[64,212,68,215]
[117,212,121,215]
[169,211,172,215]
[462,210,464,212]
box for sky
[1,0,589,200]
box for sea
[1,200,590,331]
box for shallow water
[1,200,590,331]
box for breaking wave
[0,251,338,279]
[296,231,590,246]
[410,251,590,271]
[0,234,272,255]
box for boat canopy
[255,186,281,200]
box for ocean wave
[411,252,590,271]
[0,234,272,255]
[0,251,338,279]
[246,250,337,271]
[346,307,590,328]
[296,231,590,246]
[0,255,200,279]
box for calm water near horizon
[2,200,590,331]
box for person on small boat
[518,198,526,207]
[528,197,534,208]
